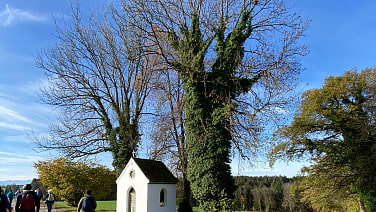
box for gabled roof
[133,158,178,184]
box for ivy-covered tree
[34,158,116,206]
[121,0,308,210]
[272,68,376,211]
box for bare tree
[34,4,155,174]
[147,67,190,202]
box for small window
[160,189,166,207]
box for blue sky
[1,0,376,182]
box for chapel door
[128,188,136,212]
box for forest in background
[233,176,311,212]
[175,175,312,212]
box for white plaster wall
[116,158,149,212]
[147,184,177,212]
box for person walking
[15,184,37,212]
[0,188,12,212]
[14,191,21,199]
[43,190,55,212]
[77,190,96,212]
[34,189,42,212]
[6,191,15,206]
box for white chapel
[116,157,178,212]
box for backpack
[35,191,42,199]
[82,197,94,211]
[47,194,54,201]
[20,193,35,210]
[6,192,13,199]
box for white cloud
[0,106,33,124]
[0,87,50,134]
[0,4,46,26]
[0,122,30,131]
[0,151,41,163]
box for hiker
[77,190,96,212]
[14,191,21,198]
[0,188,12,212]
[34,189,42,212]
[15,184,37,212]
[44,190,55,212]
[6,191,15,205]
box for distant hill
[0,180,32,186]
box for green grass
[192,208,248,212]
[53,201,76,211]
[54,200,116,211]
[54,201,248,212]
[95,201,116,211]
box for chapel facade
[116,157,178,212]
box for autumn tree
[34,4,155,174]
[271,68,376,211]
[298,164,359,212]
[34,158,116,206]
[120,0,308,210]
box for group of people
[0,184,55,212]
[0,184,96,212]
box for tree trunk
[359,199,366,212]
[183,178,191,203]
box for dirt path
[11,200,69,212]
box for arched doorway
[128,188,136,212]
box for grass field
[54,200,116,211]
[54,201,248,212]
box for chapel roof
[133,158,178,184]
